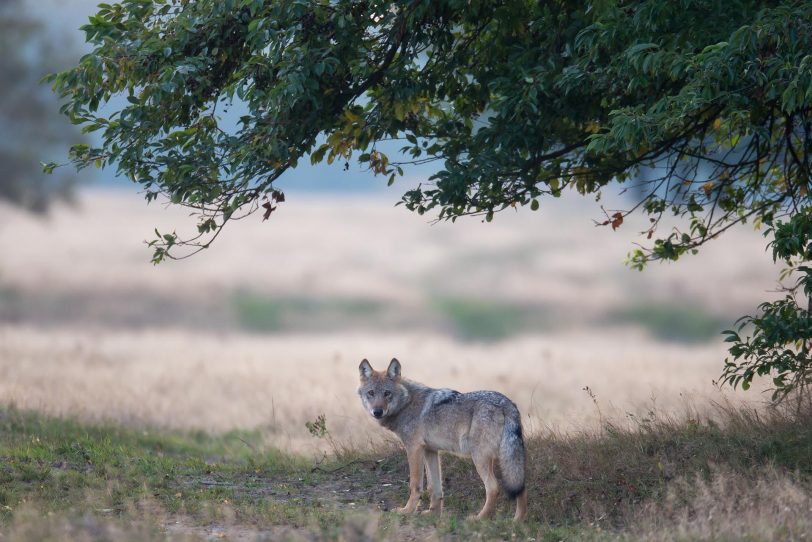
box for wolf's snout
[372,408,384,418]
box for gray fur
[359,359,373,379]
[387,358,401,379]
[499,402,526,498]
[357,360,527,519]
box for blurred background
[0,0,781,453]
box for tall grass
[428,398,812,539]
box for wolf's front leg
[397,445,425,514]
[423,450,443,515]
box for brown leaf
[262,200,276,221]
[272,190,286,203]
[611,212,624,231]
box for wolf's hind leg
[397,445,425,514]
[513,487,528,521]
[423,450,443,515]
[469,452,498,520]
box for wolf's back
[498,404,526,499]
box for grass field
[3,400,812,541]
[0,190,795,539]
[0,191,779,443]
[0,324,767,455]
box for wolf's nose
[372,409,383,418]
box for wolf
[357,358,528,521]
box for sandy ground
[0,190,779,453]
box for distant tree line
[1,0,82,212]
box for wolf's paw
[421,507,441,516]
[396,506,417,515]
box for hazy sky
[27,0,430,193]
[28,0,95,44]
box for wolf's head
[357,358,409,420]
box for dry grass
[400,399,812,540]
[0,324,765,454]
[3,503,176,542]
[629,467,812,541]
[0,190,781,455]
[3,400,812,541]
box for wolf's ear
[359,359,373,380]
[387,358,401,379]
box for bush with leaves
[48,0,812,397]
[722,212,812,399]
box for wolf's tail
[498,404,526,500]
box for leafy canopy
[50,0,812,397]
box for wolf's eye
[367,390,375,398]
[384,391,392,399]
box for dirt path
[166,458,429,541]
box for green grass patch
[0,406,306,524]
[233,293,384,333]
[607,303,730,343]
[234,293,557,341]
[433,297,554,341]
